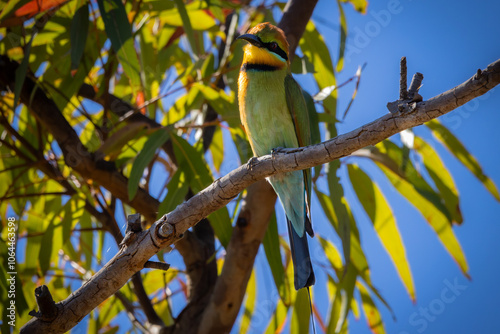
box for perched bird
[237,22,315,290]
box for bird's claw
[271,147,286,158]
[247,156,259,170]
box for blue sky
[291,0,500,333]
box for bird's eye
[269,42,278,50]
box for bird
[236,22,315,290]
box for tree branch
[199,181,277,333]
[19,54,500,333]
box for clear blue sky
[278,0,500,333]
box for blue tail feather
[287,217,315,290]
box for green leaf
[265,299,289,334]
[414,136,462,224]
[170,134,212,192]
[326,160,351,268]
[291,288,311,334]
[326,275,342,334]
[97,122,149,160]
[239,269,257,333]
[336,265,357,333]
[348,164,415,301]
[335,0,347,72]
[128,128,170,200]
[357,282,386,334]
[263,213,291,306]
[70,2,89,72]
[314,187,369,280]
[158,169,189,217]
[171,134,232,247]
[317,235,343,273]
[291,54,315,74]
[340,0,368,14]
[300,20,337,113]
[376,161,470,278]
[39,220,55,274]
[14,33,34,108]
[302,90,322,180]
[426,119,500,201]
[80,211,93,270]
[209,126,224,173]
[97,0,142,94]
[372,140,452,221]
[173,0,201,56]
[197,83,237,120]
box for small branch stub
[120,214,143,247]
[387,57,424,113]
[400,56,408,100]
[158,221,174,238]
[408,72,424,101]
[28,285,58,321]
[126,213,143,233]
[144,261,171,271]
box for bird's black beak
[236,34,263,48]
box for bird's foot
[271,146,286,158]
[272,146,303,157]
[247,156,259,170]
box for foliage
[0,0,497,333]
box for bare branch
[278,0,319,60]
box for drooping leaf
[128,128,170,200]
[264,299,289,334]
[317,235,343,273]
[348,164,415,301]
[369,140,452,221]
[426,119,500,201]
[357,281,386,334]
[173,0,201,56]
[170,134,232,247]
[300,20,337,113]
[291,288,311,334]
[39,220,55,274]
[314,187,369,280]
[158,169,189,217]
[335,0,347,72]
[326,275,341,334]
[14,32,34,108]
[79,210,93,270]
[239,269,257,334]
[210,126,224,173]
[326,159,351,269]
[70,2,89,72]
[335,264,357,332]
[340,0,368,14]
[376,161,470,278]
[161,1,217,30]
[414,136,462,224]
[263,213,291,306]
[291,54,315,74]
[97,0,142,95]
[97,122,150,160]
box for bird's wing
[285,74,314,236]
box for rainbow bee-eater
[237,22,315,290]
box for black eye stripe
[264,41,288,61]
[253,36,288,61]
